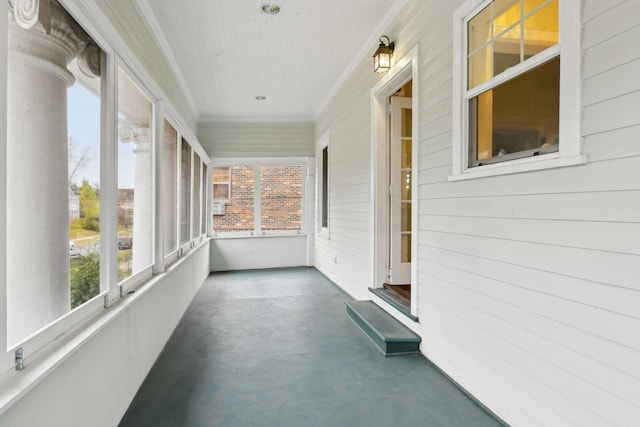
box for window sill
[212,232,307,239]
[448,153,587,181]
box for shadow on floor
[119,267,504,427]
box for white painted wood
[198,122,314,158]
[210,236,308,272]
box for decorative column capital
[119,121,150,153]
[8,0,101,77]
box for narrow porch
[119,268,504,427]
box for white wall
[198,121,315,158]
[313,1,640,426]
[210,236,308,272]
[0,243,210,427]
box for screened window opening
[163,119,178,257]
[180,139,192,246]
[6,1,106,345]
[192,154,202,239]
[260,165,303,232]
[117,68,153,281]
[213,167,231,199]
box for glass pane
[401,203,411,232]
[401,234,411,263]
[163,120,178,256]
[213,167,229,183]
[6,0,105,344]
[468,3,492,53]
[260,165,303,232]
[321,147,329,228]
[469,57,559,164]
[524,0,550,15]
[201,165,208,235]
[494,24,522,76]
[402,140,412,170]
[192,154,201,238]
[213,166,255,233]
[401,108,412,138]
[180,139,192,245]
[117,69,153,281]
[523,0,558,57]
[492,0,520,37]
[400,168,412,200]
[468,44,492,89]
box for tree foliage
[80,180,100,231]
[70,253,100,309]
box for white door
[388,96,412,285]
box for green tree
[70,253,100,309]
[80,180,100,231]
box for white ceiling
[137,0,406,122]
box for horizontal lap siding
[313,0,640,425]
[197,122,314,158]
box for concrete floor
[119,268,504,427]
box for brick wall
[213,164,302,233]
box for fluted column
[119,122,152,274]
[6,0,99,344]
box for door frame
[370,44,419,317]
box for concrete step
[345,300,421,356]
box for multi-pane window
[453,0,581,178]
[212,162,304,235]
[466,0,559,167]
[320,146,329,230]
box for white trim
[451,0,583,180]
[370,45,419,318]
[199,115,313,124]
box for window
[212,161,305,236]
[180,139,192,246]
[452,0,582,179]
[163,119,178,258]
[201,164,208,235]
[192,153,202,239]
[317,134,330,236]
[212,167,231,199]
[117,67,154,282]
[5,4,106,346]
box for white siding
[198,122,314,158]
[313,1,640,426]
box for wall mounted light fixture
[373,35,394,73]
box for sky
[67,83,136,189]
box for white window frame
[211,157,309,238]
[212,166,232,201]
[316,132,330,239]
[450,0,584,181]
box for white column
[119,123,152,274]
[6,0,95,344]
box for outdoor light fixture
[373,35,394,73]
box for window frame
[211,157,309,238]
[316,132,330,239]
[212,166,232,201]
[450,0,584,181]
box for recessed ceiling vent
[261,4,280,15]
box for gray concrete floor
[119,268,504,427]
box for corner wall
[0,244,211,427]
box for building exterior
[0,1,638,426]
